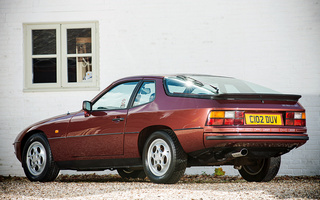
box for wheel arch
[19,130,47,160]
[138,125,174,157]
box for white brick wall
[0,0,319,176]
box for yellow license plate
[245,113,283,125]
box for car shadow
[55,174,149,183]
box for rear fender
[138,125,173,157]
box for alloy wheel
[26,141,47,176]
[147,138,172,176]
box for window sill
[23,87,100,93]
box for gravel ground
[0,174,319,200]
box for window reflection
[32,29,56,55]
[67,28,91,54]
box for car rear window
[164,75,280,96]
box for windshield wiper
[209,84,219,94]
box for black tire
[239,156,281,182]
[142,130,187,184]
[117,169,146,179]
[22,133,60,182]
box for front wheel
[22,133,60,182]
[142,130,187,184]
[239,156,281,182]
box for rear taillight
[207,111,244,126]
[285,112,306,126]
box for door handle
[112,117,124,122]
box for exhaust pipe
[216,148,249,161]
[231,148,248,158]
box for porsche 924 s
[14,74,308,183]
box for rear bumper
[204,133,309,149]
[206,135,309,141]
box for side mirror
[82,101,92,116]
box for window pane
[33,58,57,83]
[67,28,92,54]
[92,82,139,110]
[32,29,56,55]
[133,82,156,106]
[67,57,76,83]
[67,57,92,83]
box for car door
[66,81,140,158]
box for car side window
[92,81,139,110]
[133,81,155,107]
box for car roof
[118,74,232,81]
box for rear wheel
[142,130,187,184]
[22,133,60,182]
[117,169,146,179]
[239,156,281,182]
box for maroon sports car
[14,74,308,183]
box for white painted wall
[0,0,319,176]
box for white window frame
[24,22,99,91]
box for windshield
[164,75,280,96]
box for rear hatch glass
[164,75,280,95]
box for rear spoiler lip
[213,93,302,102]
[165,92,301,102]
